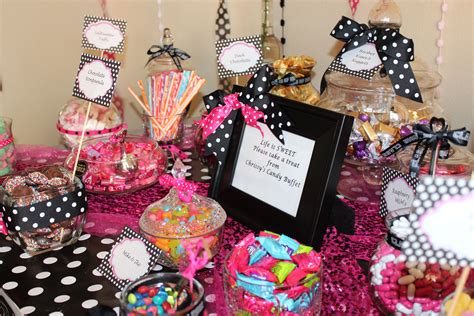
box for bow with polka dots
[198,92,264,165]
[159,174,198,203]
[324,16,423,103]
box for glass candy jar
[270,56,320,105]
[0,117,15,176]
[65,134,167,194]
[318,64,443,204]
[0,166,87,255]
[139,162,226,269]
[369,208,469,315]
[146,28,189,76]
[398,145,473,178]
[120,273,205,316]
[57,98,123,149]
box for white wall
[0,0,472,151]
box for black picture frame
[208,88,353,249]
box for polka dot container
[57,98,123,149]
[139,188,226,269]
[368,209,471,315]
[0,166,87,256]
[120,272,204,315]
[65,134,167,195]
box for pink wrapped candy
[65,134,167,194]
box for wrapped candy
[223,231,322,315]
[270,56,320,105]
[139,159,227,269]
[65,131,167,194]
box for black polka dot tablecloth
[0,234,171,315]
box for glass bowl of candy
[441,288,474,315]
[369,208,469,315]
[397,144,474,178]
[65,134,167,194]
[223,231,323,316]
[139,188,227,269]
[0,116,15,176]
[120,272,204,315]
[0,166,87,256]
[270,55,320,106]
[318,62,443,204]
[57,98,123,149]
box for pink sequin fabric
[12,146,387,315]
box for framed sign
[208,90,353,248]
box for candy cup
[224,231,323,315]
[120,273,204,316]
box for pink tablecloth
[12,145,387,315]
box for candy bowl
[65,134,167,195]
[139,187,226,269]
[0,166,87,256]
[397,144,473,178]
[57,98,123,149]
[120,272,204,315]
[369,209,468,315]
[223,232,323,316]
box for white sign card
[328,43,383,80]
[96,226,162,289]
[216,35,263,78]
[82,16,127,53]
[379,168,419,218]
[402,178,474,267]
[231,123,315,217]
[72,53,120,107]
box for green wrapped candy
[271,261,296,284]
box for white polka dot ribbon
[324,16,423,103]
[381,117,470,177]
[159,174,198,203]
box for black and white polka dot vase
[0,177,88,256]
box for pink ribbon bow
[159,174,198,203]
[180,238,210,292]
[197,93,265,140]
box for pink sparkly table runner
[11,145,387,315]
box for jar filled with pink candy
[0,117,15,176]
[57,98,123,149]
[369,208,473,315]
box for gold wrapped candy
[359,121,378,142]
[375,123,398,137]
[270,56,321,106]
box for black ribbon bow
[321,16,423,103]
[145,44,190,72]
[381,117,470,177]
[201,65,293,165]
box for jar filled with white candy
[369,208,469,315]
[57,98,123,149]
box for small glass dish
[119,272,204,316]
[0,166,87,255]
[65,134,167,195]
[139,188,227,269]
[223,252,323,316]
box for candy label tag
[379,168,419,218]
[96,226,162,289]
[82,16,127,53]
[74,160,88,178]
[216,35,263,79]
[340,43,381,72]
[72,53,120,107]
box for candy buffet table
[0,145,387,315]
